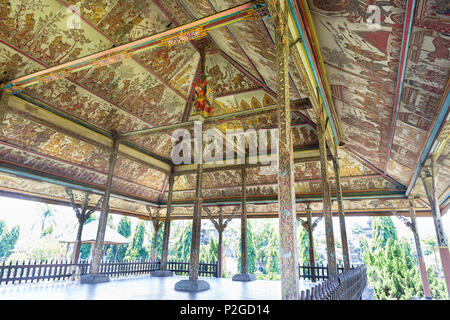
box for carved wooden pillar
[83,134,119,283]
[66,189,102,264]
[175,44,210,291]
[332,156,350,270]
[268,0,300,300]
[205,206,238,277]
[232,165,255,281]
[317,116,337,277]
[189,163,203,281]
[421,155,450,298]
[305,203,316,281]
[160,175,174,271]
[241,166,248,275]
[147,206,163,261]
[409,196,432,298]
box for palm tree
[423,238,440,272]
[36,204,56,237]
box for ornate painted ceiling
[0,0,448,220]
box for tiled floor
[0,276,319,300]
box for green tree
[172,223,192,261]
[372,216,397,247]
[107,216,131,261]
[298,225,310,264]
[125,221,148,260]
[200,237,218,262]
[362,217,446,300]
[0,223,20,259]
[79,214,96,260]
[37,204,56,237]
[266,227,280,274]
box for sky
[0,195,449,252]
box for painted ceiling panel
[227,19,278,92]
[0,0,111,67]
[206,52,260,97]
[95,0,171,45]
[0,112,167,194]
[126,133,174,161]
[135,42,199,98]
[308,0,405,172]
[0,42,45,84]
[387,18,450,184]
[23,77,151,133]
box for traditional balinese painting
[0,0,447,220]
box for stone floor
[0,276,320,300]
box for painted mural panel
[0,42,44,83]
[135,42,199,98]
[126,133,174,161]
[388,15,450,184]
[227,19,278,92]
[96,0,171,45]
[24,77,151,133]
[308,1,405,171]
[206,53,260,97]
[0,0,111,67]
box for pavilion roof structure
[0,0,448,220]
[57,220,130,245]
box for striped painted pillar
[268,0,300,300]
[317,116,337,277]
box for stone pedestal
[80,274,110,284]
[174,279,210,292]
[232,273,256,282]
[151,270,174,277]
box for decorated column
[409,196,432,298]
[153,175,175,277]
[305,203,317,281]
[233,166,256,281]
[204,206,238,277]
[268,0,300,300]
[317,116,337,277]
[175,44,210,291]
[147,206,163,261]
[332,156,350,270]
[421,154,450,298]
[81,134,119,283]
[65,189,103,264]
[299,204,323,282]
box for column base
[232,273,256,282]
[80,274,110,284]
[151,270,174,277]
[174,279,210,292]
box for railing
[300,265,367,300]
[298,263,356,281]
[166,260,218,278]
[0,259,219,285]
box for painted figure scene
[0,0,449,302]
